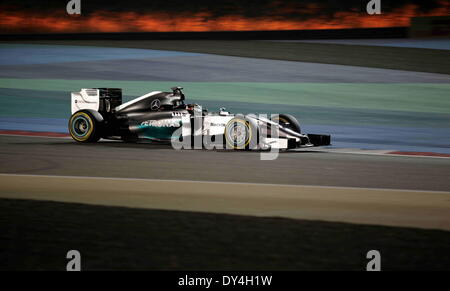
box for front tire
[271,114,301,134]
[224,116,258,150]
[69,110,102,142]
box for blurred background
[0,0,449,34]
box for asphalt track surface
[9,40,450,74]
[2,173,449,230]
[1,44,449,83]
[1,134,450,230]
[278,38,450,50]
[1,135,450,191]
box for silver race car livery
[69,87,331,150]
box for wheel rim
[231,123,247,144]
[226,120,251,148]
[72,115,91,138]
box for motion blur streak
[0,3,449,33]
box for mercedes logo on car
[150,99,161,111]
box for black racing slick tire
[224,116,258,150]
[271,114,301,134]
[68,110,103,143]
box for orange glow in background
[0,3,449,33]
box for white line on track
[296,147,450,159]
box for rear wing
[71,88,122,114]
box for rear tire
[68,110,102,143]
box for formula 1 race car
[69,87,330,150]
